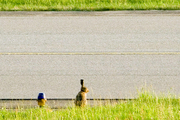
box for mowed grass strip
[0,0,180,11]
[0,91,180,120]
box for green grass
[0,0,180,11]
[0,91,180,120]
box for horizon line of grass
[0,91,180,120]
[0,0,180,11]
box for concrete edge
[0,10,180,17]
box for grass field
[0,0,180,11]
[0,91,180,120]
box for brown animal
[75,79,89,107]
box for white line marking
[0,52,180,55]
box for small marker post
[37,93,47,107]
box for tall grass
[0,91,180,120]
[0,0,180,11]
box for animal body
[75,79,89,107]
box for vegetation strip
[0,91,180,119]
[0,0,180,11]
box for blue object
[38,93,46,100]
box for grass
[0,0,180,11]
[0,91,180,120]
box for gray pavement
[0,11,180,100]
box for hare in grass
[75,79,89,107]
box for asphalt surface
[0,11,180,100]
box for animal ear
[80,79,84,87]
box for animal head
[80,79,89,93]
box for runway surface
[0,11,180,99]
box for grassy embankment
[0,91,180,120]
[0,0,180,11]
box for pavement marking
[0,52,180,55]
